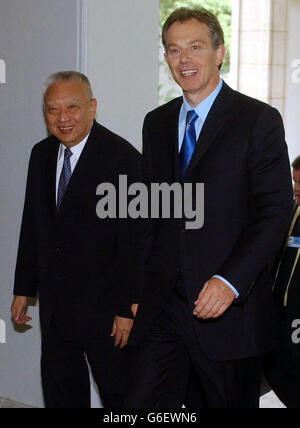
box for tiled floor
[260,391,286,408]
[1,393,286,408]
[0,398,35,408]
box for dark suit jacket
[272,206,300,357]
[14,121,140,341]
[263,206,300,407]
[129,82,294,361]
[286,262,300,357]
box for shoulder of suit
[144,85,280,124]
[92,121,141,159]
[144,97,183,122]
[228,85,280,119]
[30,135,58,157]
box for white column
[237,0,273,103]
[235,0,289,117]
[269,0,289,115]
[285,0,300,163]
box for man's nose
[179,47,191,63]
[57,109,69,122]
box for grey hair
[44,70,93,99]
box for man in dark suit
[11,71,140,408]
[264,155,300,408]
[126,7,294,408]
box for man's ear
[164,51,169,66]
[90,98,97,118]
[216,44,226,68]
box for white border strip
[77,0,88,74]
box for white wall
[285,0,300,164]
[85,0,159,152]
[0,0,79,408]
[0,0,159,408]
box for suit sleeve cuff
[212,275,239,298]
[116,306,134,319]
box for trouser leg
[85,335,130,408]
[185,334,262,408]
[264,346,300,408]
[41,322,90,408]
[126,277,262,409]
[125,312,191,408]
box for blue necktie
[57,147,73,211]
[179,110,199,181]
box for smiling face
[44,79,97,147]
[164,18,225,107]
[293,168,300,206]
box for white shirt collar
[181,78,223,123]
[57,131,91,162]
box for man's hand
[11,296,32,325]
[193,277,235,320]
[111,316,134,349]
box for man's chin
[53,132,77,146]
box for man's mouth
[58,126,74,134]
[180,69,198,77]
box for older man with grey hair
[11,71,140,408]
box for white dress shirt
[178,78,223,151]
[55,133,90,204]
[177,79,239,298]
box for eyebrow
[167,39,207,48]
[45,98,81,105]
[189,39,206,45]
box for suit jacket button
[54,247,63,254]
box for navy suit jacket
[14,121,141,341]
[129,82,294,361]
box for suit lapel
[56,122,104,215]
[185,82,234,178]
[45,137,60,218]
[165,98,182,181]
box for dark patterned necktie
[57,147,73,211]
[179,110,199,181]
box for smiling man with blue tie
[127,7,294,408]
[11,71,140,408]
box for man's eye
[191,45,200,51]
[169,48,180,55]
[69,104,78,109]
